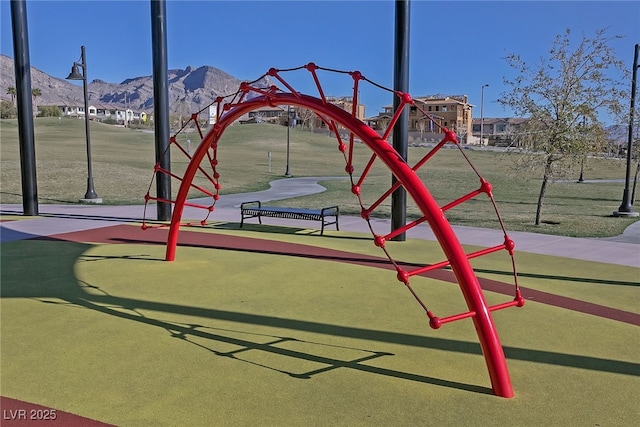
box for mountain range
[0,54,271,114]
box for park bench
[240,201,339,235]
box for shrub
[0,100,16,119]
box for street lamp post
[578,115,586,183]
[284,105,292,177]
[480,84,489,145]
[66,45,101,203]
[614,43,639,217]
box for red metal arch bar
[165,92,517,398]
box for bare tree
[418,119,426,141]
[501,28,627,225]
[295,107,316,131]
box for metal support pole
[480,84,489,145]
[151,0,172,221]
[285,105,292,177]
[578,116,586,183]
[578,157,585,183]
[391,0,410,241]
[10,0,38,215]
[614,43,639,217]
[79,47,99,201]
[66,46,100,202]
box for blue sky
[1,0,639,120]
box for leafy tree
[40,105,61,117]
[500,28,627,225]
[31,88,42,117]
[0,100,16,119]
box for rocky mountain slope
[0,54,271,114]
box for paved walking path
[2,177,639,268]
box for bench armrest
[241,200,261,210]
[321,206,339,216]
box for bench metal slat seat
[240,201,339,235]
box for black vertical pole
[614,44,639,217]
[285,106,292,177]
[78,46,100,201]
[391,0,410,241]
[10,0,38,216]
[151,0,171,221]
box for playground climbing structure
[142,63,525,398]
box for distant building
[244,106,289,124]
[42,102,147,126]
[238,97,364,130]
[365,95,532,146]
[472,117,529,146]
[56,102,98,120]
[302,96,365,130]
[366,94,476,143]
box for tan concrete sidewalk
[2,199,638,268]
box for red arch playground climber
[142,63,525,398]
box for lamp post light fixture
[614,43,639,217]
[66,45,101,203]
[480,84,489,146]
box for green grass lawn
[1,117,637,237]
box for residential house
[57,102,97,120]
[243,106,290,124]
[305,96,365,130]
[47,102,147,125]
[472,118,529,146]
[239,98,364,130]
[367,94,475,144]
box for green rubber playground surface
[1,221,639,426]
